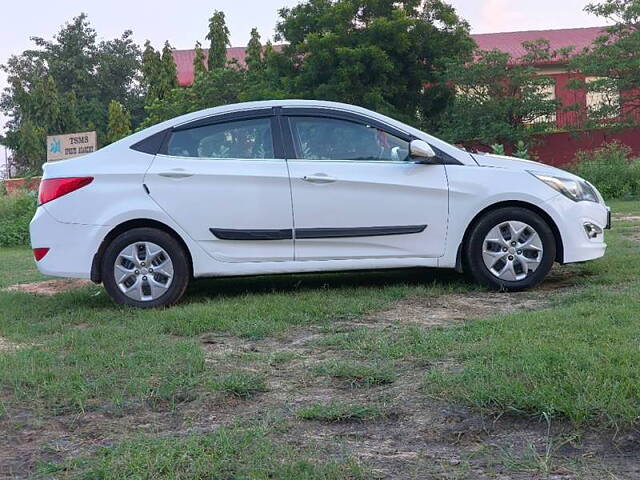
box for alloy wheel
[481,220,543,282]
[113,242,174,302]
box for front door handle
[158,169,194,179]
[303,174,337,184]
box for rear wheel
[102,228,189,308]
[465,207,556,291]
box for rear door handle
[158,169,194,179]
[303,174,337,184]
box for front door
[145,112,294,263]
[283,113,449,261]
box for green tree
[160,41,179,94]
[273,0,474,124]
[106,100,132,144]
[0,75,80,172]
[141,41,178,103]
[3,121,46,175]
[437,46,558,147]
[206,10,230,70]
[142,40,162,98]
[27,14,141,133]
[27,76,62,133]
[569,0,640,124]
[245,28,264,72]
[143,67,246,128]
[30,14,97,97]
[238,38,292,102]
[193,41,207,78]
[95,30,144,123]
[1,13,141,174]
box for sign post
[47,131,97,162]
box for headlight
[529,172,599,203]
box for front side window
[167,117,274,159]
[289,116,410,162]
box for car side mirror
[410,140,438,164]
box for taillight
[38,177,94,205]
[33,248,50,261]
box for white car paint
[30,100,609,287]
[146,155,294,263]
[286,160,448,260]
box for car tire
[101,227,190,308]
[464,207,556,291]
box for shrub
[490,144,506,156]
[570,142,640,200]
[0,190,38,246]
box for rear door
[281,109,449,261]
[144,109,294,263]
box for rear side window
[289,116,410,162]
[166,117,274,159]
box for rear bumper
[29,207,109,279]
[545,195,609,264]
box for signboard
[47,131,97,162]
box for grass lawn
[0,247,47,288]
[42,423,367,479]
[0,200,639,478]
[321,203,640,427]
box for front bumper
[545,195,609,264]
[29,207,110,279]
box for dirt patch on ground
[0,337,26,353]
[614,215,640,223]
[367,291,549,327]
[3,279,92,296]
[624,226,640,243]
[366,266,583,328]
[199,330,322,365]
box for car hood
[472,153,579,179]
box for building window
[455,84,489,99]
[525,81,557,125]
[539,82,557,124]
[586,76,620,119]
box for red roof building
[173,45,284,87]
[475,27,608,128]
[171,27,618,129]
[170,26,640,166]
[472,26,604,63]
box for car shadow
[183,267,472,302]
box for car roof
[132,100,383,135]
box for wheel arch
[455,200,564,272]
[90,218,194,283]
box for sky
[0,0,607,165]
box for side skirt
[193,256,441,278]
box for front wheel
[465,207,556,291]
[101,228,190,308]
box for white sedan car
[30,100,610,307]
